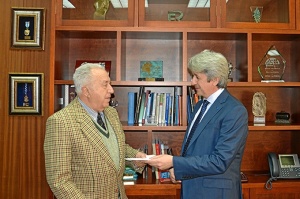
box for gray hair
[188,49,229,88]
[73,63,105,95]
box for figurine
[94,0,110,20]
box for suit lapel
[73,99,118,171]
[186,90,229,150]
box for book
[158,93,164,125]
[174,87,182,125]
[134,86,144,124]
[145,92,157,125]
[123,166,138,185]
[152,139,159,179]
[63,84,76,107]
[128,92,137,125]
[165,93,170,125]
[138,92,146,125]
[142,90,151,124]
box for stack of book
[123,166,138,185]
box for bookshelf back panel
[125,131,149,150]
[187,33,248,82]
[241,131,294,171]
[55,31,117,81]
[121,32,183,81]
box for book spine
[138,92,146,124]
[151,92,157,124]
[155,139,161,179]
[128,92,136,125]
[158,93,164,125]
[142,90,151,124]
[64,85,69,107]
[165,93,170,126]
[169,95,174,126]
[155,93,160,125]
[145,92,152,124]
[152,139,159,179]
[134,86,144,124]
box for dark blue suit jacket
[173,89,248,199]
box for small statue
[94,0,110,20]
[252,92,266,117]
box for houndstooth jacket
[44,97,139,199]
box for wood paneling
[0,0,51,198]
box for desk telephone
[265,152,300,189]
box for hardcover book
[128,92,137,125]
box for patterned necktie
[97,113,106,131]
[182,100,209,157]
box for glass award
[258,45,286,82]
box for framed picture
[9,73,44,115]
[11,7,45,50]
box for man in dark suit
[146,50,248,199]
[44,63,146,199]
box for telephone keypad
[280,167,300,178]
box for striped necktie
[182,100,209,157]
[97,113,106,130]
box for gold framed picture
[11,7,45,50]
[9,73,44,115]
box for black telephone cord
[265,177,277,190]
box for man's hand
[145,154,173,170]
[133,152,147,170]
[169,168,181,184]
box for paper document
[125,155,155,161]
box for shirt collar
[205,88,224,105]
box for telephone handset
[265,152,300,189]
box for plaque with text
[258,45,286,82]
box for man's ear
[82,87,89,97]
[212,77,220,86]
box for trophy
[252,92,266,125]
[250,6,263,23]
[258,45,286,82]
[228,62,234,82]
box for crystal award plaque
[258,45,286,82]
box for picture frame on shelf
[9,73,43,115]
[11,7,45,50]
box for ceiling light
[63,0,75,8]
